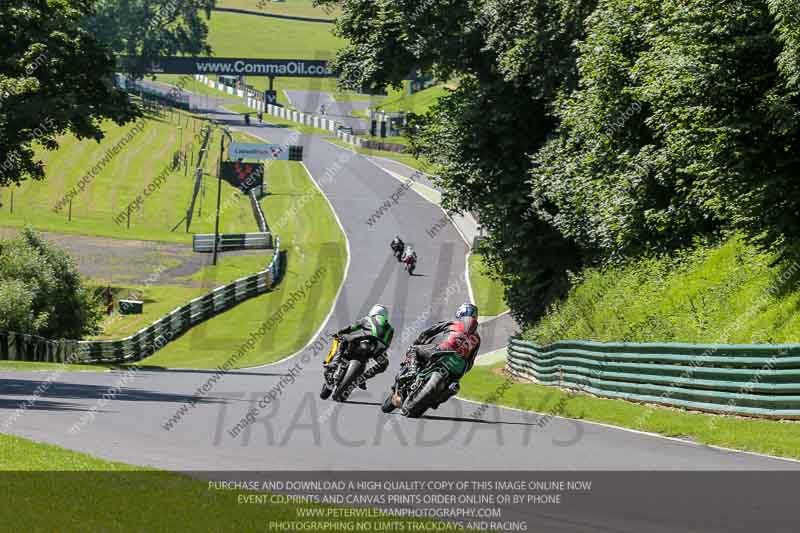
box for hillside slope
[528,236,800,345]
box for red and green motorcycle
[382,347,466,418]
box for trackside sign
[119,56,335,78]
[229,143,303,161]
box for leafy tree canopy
[0,228,102,339]
[0,0,140,187]
[84,0,216,77]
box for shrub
[0,228,102,338]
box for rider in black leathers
[390,236,405,262]
[327,304,395,390]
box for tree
[532,0,800,258]
[0,0,140,187]
[769,0,800,88]
[84,0,217,77]
[0,228,102,339]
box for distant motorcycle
[382,347,466,418]
[403,254,417,275]
[391,241,404,262]
[320,335,374,402]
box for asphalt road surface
[285,89,372,133]
[2,90,798,532]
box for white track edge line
[454,396,800,465]
[241,161,351,370]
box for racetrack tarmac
[2,91,798,532]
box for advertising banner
[220,162,264,193]
[119,56,335,78]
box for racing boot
[435,382,460,409]
[446,381,460,398]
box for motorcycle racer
[401,303,481,404]
[328,304,395,390]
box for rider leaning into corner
[390,236,405,261]
[402,245,418,267]
[329,304,395,390]
[405,302,481,403]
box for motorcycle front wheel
[381,393,396,413]
[320,382,333,400]
[333,359,364,402]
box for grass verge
[0,434,448,532]
[142,161,346,369]
[460,363,800,460]
[377,85,450,114]
[0,110,210,243]
[0,361,107,372]
[468,254,508,317]
[0,117,276,244]
[206,10,343,59]
[92,254,274,341]
[529,235,800,345]
[216,0,340,18]
[324,138,436,174]
[93,286,208,340]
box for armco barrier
[506,337,800,419]
[192,75,368,147]
[250,189,269,232]
[192,232,272,253]
[0,332,79,363]
[0,239,285,364]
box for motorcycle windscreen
[324,338,339,365]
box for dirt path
[0,228,266,287]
